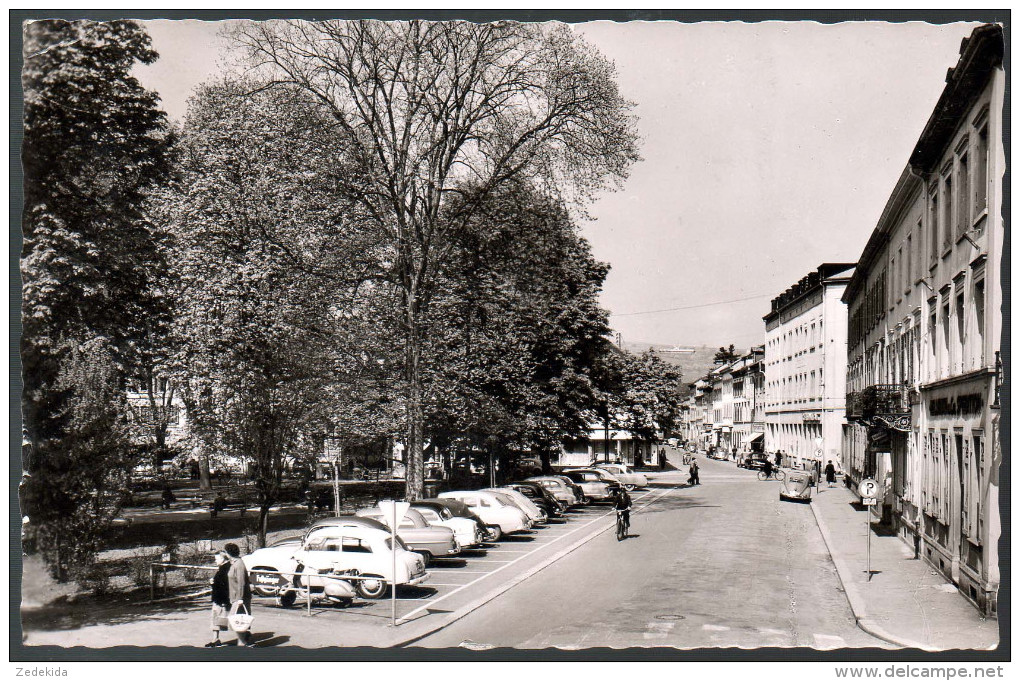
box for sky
[133,18,982,349]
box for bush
[129,550,161,587]
[178,542,211,582]
[78,563,112,595]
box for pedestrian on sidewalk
[774,451,782,468]
[688,459,700,486]
[225,542,255,647]
[824,460,837,487]
[205,550,231,648]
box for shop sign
[928,393,983,417]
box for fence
[149,562,377,617]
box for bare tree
[228,19,639,498]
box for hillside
[620,341,738,386]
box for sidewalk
[810,481,999,650]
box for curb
[809,496,938,651]
[388,484,681,648]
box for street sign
[861,497,878,506]
[859,478,879,499]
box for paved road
[413,457,889,649]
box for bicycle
[757,468,786,481]
[616,509,630,541]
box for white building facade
[764,264,854,469]
[842,24,1003,615]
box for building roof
[909,24,1004,173]
[763,263,857,323]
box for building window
[942,166,954,253]
[928,185,939,265]
[941,298,951,378]
[928,309,938,379]
[956,288,966,373]
[974,278,986,365]
[957,149,970,240]
[974,118,989,221]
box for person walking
[824,460,837,488]
[205,550,231,648]
[774,451,782,468]
[688,459,700,486]
[225,543,255,647]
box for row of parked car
[241,464,649,607]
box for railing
[846,384,913,429]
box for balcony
[846,384,913,431]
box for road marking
[703,624,731,631]
[397,483,679,625]
[479,550,532,554]
[427,570,491,574]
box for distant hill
[620,342,739,387]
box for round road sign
[859,478,879,499]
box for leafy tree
[714,344,738,364]
[425,182,613,478]
[20,19,172,579]
[614,350,685,443]
[228,19,640,499]
[21,339,136,583]
[160,80,354,545]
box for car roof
[357,506,426,525]
[308,515,389,533]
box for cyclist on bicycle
[762,458,775,480]
[615,488,632,530]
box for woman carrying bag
[225,543,255,647]
[205,550,231,647]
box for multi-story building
[732,346,766,455]
[764,263,855,469]
[710,363,735,453]
[842,24,1003,615]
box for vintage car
[564,468,624,499]
[593,463,649,490]
[243,518,428,600]
[780,469,814,503]
[409,501,485,548]
[561,470,616,502]
[502,481,567,517]
[482,487,547,525]
[738,452,771,470]
[355,506,460,564]
[421,497,500,542]
[526,475,584,506]
[439,490,532,538]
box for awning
[748,432,764,442]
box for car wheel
[484,525,502,542]
[418,551,433,567]
[277,589,298,608]
[624,484,636,491]
[251,567,281,597]
[356,575,389,600]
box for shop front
[917,371,998,615]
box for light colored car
[439,490,532,536]
[594,463,649,490]
[243,519,428,600]
[410,502,485,548]
[483,487,547,525]
[526,476,580,506]
[355,506,460,564]
[562,470,616,501]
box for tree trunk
[404,321,425,501]
[257,503,271,548]
[198,452,212,493]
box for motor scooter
[274,561,359,608]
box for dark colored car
[503,482,566,517]
[739,453,771,470]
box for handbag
[228,602,254,633]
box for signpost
[859,478,879,581]
[379,500,410,626]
